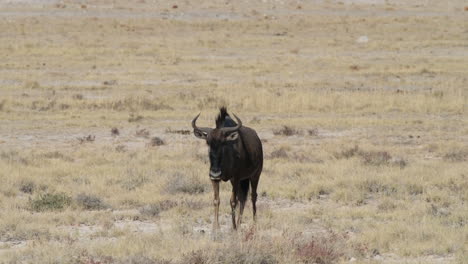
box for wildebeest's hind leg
[236,179,250,227]
[250,177,259,222]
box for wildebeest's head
[192,107,242,180]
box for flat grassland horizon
[0,0,466,263]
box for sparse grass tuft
[140,200,177,217]
[0,150,29,165]
[295,233,346,264]
[359,179,396,195]
[117,255,171,264]
[77,135,95,144]
[111,127,120,136]
[129,113,144,122]
[165,128,191,135]
[307,128,319,136]
[30,193,72,212]
[72,94,84,100]
[209,242,278,264]
[40,151,74,162]
[179,250,207,264]
[334,145,360,159]
[165,173,206,194]
[273,126,302,136]
[75,193,108,210]
[148,137,165,147]
[270,147,289,159]
[335,146,405,167]
[443,150,468,162]
[361,151,392,166]
[19,180,35,194]
[121,169,151,191]
[136,128,150,138]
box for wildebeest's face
[206,129,239,179]
[192,113,242,180]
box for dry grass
[0,0,467,263]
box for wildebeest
[192,107,263,230]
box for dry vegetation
[0,0,467,263]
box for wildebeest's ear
[194,129,209,139]
[225,131,239,141]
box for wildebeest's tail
[239,179,250,203]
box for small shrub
[0,151,29,165]
[72,94,84,100]
[165,128,190,135]
[210,243,278,264]
[406,183,423,195]
[31,100,56,111]
[359,179,396,195]
[19,180,35,194]
[307,128,319,136]
[166,173,206,194]
[270,148,289,159]
[41,151,74,162]
[59,103,70,110]
[361,151,391,166]
[139,99,173,111]
[378,199,397,211]
[77,135,95,144]
[136,128,150,138]
[103,80,117,86]
[179,250,207,264]
[30,193,72,211]
[148,137,165,147]
[443,150,468,162]
[335,146,398,167]
[129,113,144,122]
[428,204,450,217]
[117,255,171,264]
[115,145,127,152]
[140,200,177,217]
[334,145,360,159]
[111,127,120,136]
[75,193,108,210]
[121,170,150,191]
[391,157,407,168]
[76,254,114,264]
[273,126,301,136]
[295,234,345,264]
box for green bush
[30,193,71,212]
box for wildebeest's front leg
[230,187,238,230]
[211,180,220,230]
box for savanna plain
[0,0,467,263]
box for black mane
[216,106,237,128]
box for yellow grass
[0,0,467,263]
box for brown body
[192,107,263,230]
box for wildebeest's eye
[225,132,239,142]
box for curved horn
[192,113,212,139]
[221,113,242,134]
